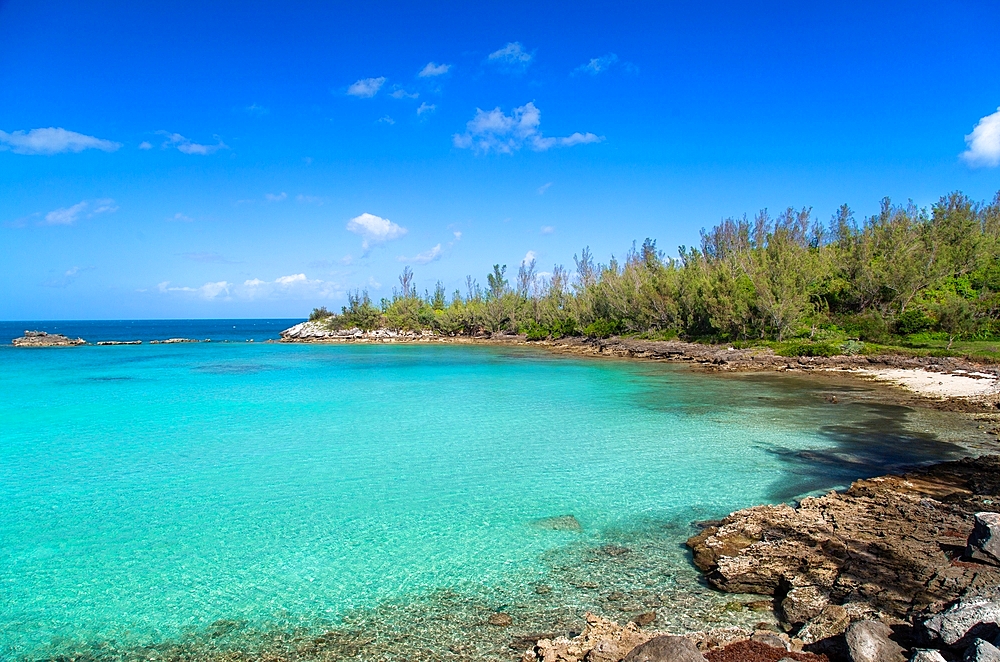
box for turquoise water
[0,337,985,660]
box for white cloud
[453,102,603,154]
[171,212,194,222]
[540,225,555,234]
[42,199,117,226]
[417,102,436,115]
[246,103,269,116]
[346,212,407,250]
[378,115,396,125]
[488,42,533,71]
[275,273,307,285]
[574,53,618,75]
[961,107,1000,168]
[347,76,386,98]
[522,250,537,265]
[265,192,287,202]
[159,132,228,155]
[0,127,121,155]
[419,62,451,77]
[138,141,153,150]
[244,278,267,287]
[399,243,443,265]
[390,88,419,99]
[453,231,462,239]
[537,182,553,194]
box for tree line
[310,191,1000,350]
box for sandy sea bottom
[0,335,991,661]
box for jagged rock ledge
[11,330,85,347]
[281,321,443,342]
[96,340,142,345]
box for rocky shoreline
[517,456,1000,662]
[11,330,86,347]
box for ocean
[0,320,986,660]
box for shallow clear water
[0,325,986,660]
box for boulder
[621,636,707,662]
[965,639,1000,662]
[782,585,830,625]
[797,604,851,644]
[966,513,1000,566]
[922,598,1000,647]
[844,620,905,662]
[909,651,946,662]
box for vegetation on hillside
[309,191,1000,357]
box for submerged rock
[12,330,85,347]
[966,512,1000,566]
[533,515,583,531]
[489,612,513,627]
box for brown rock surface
[12,330,85,346]
[687,456,1000,626]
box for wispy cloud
[540,225,555,234]
[537,182,553,194]
[399,243,443,265]
[296,194,323,204]
[158,280,231,299]
[246,103,269,116]
[378,115,396,125]
[0,127,121,155]
[138,141,153,150]
[42,199,118,226]
[488,42,533,72]
[962,107,1000,168]
[417,102,436,115]
[265,192,287,202]
[347,76,386,98]
[390,87,419,99]
[43,265,95,288]
[418,62,451,77]
[347,212,407,251]
[159,132,228,155]
[242,273,337,299]
[178,252,237,264]
[574,53,618,75]
[453,102,603,154]
[170,212,194,222]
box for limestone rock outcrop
[12,330,85,346]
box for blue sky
[2,1,999,320]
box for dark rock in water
[488,612,513,627]
[622,635,707,662]
[600,544,631,557]
[633,611,657,626]
[964,639,1000,662]
[844,621,904,662]
[150,338,199,344]
[12,330,85,347]
[509,633,555,650]
[532,515,582,531]
[534,584,551,595]
[922,597,1000,647]
[966,512,1000,566]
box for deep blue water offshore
[0,320,988,660]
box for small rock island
[11,330,86,347]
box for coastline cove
[0,330,990,661]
